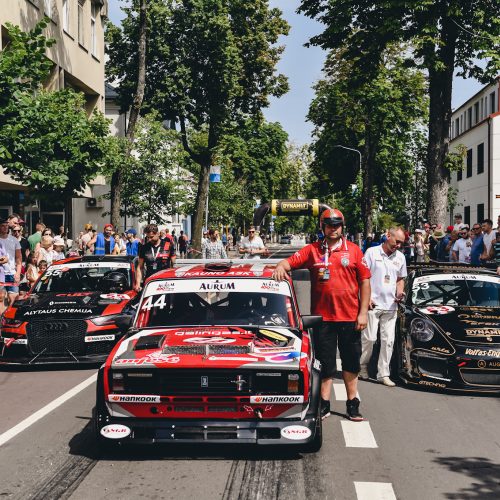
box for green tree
[106,0,289,251]
[299,0,500,225]
[307,49,428,234]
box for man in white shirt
[360,227,407,386]
[238,226,266,259]
[0,219,22,314]
[452,228,472,263]
[480,218,496,262]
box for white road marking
[354,482,396,500]
[341,421,378,448]
[332,383,360,402]
[0,373,97,447]
[336,358,342,371]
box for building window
[457,168,462,182]
[467,108,472,129]
[474,102,479,124]
[491,92,497,114]
[455,118,459,137]
[63,0,69,32]
[466,148,472,178]
[464,206,470,227]
[91,2,99,56]
[477,203,484,224]
[477,143,484,174]
[78,0,85,45]
[43,0,52,17]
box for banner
[271,199,319,217]
[209,165,221,183]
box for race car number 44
[281,425,312,441]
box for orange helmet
[320,208,344,227]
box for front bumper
[95,415,318,446]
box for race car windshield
[33,263,132,293]
[412,274,500,307]
[137,279,297,328]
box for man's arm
[87,235,97,249]
[355,279,370,331]
[14,248,22,282]
[272,259,292,281]
[452,250,458,262]
[134,257,144,291]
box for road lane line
[333,383,347,401]
[0,373,97,447]
[336,358,342,371]
[341,421,378,448]
[354,482,396,500]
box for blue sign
[209,165,221,183]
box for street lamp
[332,144,362,169]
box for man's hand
[272,264,289,282]
[395,292,406,303]
[133,281,142,292]
[14,273,21,285]
[355,312,368,331]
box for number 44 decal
[141,295,168,310]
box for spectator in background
[88,224,115,255]
[470,223,484,266]
[493,231,500,274]
[34,228,53,254]
[202,228,227,259]
[178,230,188,258]
[52,236,66,262]
[12,224,30,265]
[36,235,56,267]
[453,214,466,232]
[28,222,45,252]
[125,229,140,256]
[452,227,472,263]
[79,224,93,255]
[239,226,266,259]
[414,229,426,263]
[0,241,8,308]
[436,226,452,262]
[37,259,48,276]
[112,233,127,255]
[25,252,39,289]
[0,218,22,314]
[480,219,496,263]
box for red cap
[103,223,114,230]
[447,225,454,232]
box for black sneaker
[346,397,364,422]
[320,399,331,420]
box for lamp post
[332,144,362,169]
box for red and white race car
[94,260,323,450]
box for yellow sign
[271,199,319,217]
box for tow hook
[254,408,263,419]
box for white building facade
[448,79,500,226]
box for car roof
[145,259,282,283]
[409,263,498,278]
[55,255,135,265]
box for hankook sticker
[250,395,304,404]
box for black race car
[393,265,500,393]
[0,256,139,365]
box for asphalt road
[1,245,499,500]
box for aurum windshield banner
[271,199,319,217]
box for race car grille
[27,320,88,355]
[162,345,251,355]
[460,369,500,387]
[86,340,116,355]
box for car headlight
[1,317,23,328]
[90,314,122,326]
[410,318,434,342]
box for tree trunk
[190,162,210,255]
[110,0,147,231]
[361,128,376,236]
[425,20,457,225]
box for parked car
[393,265,500,393]
[0,256,138,364]
[280,234,293,244]
[94,260,323,450]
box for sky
[108,0,486,146]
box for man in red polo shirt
[272,209,371,421]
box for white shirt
[0,234,21,275]
[452,237,472,263]
[482,230,497,255]
[364,245,407,310]
[239,235,265,259]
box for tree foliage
[106,0,290,250]
[299,0,500,225]
[308,48,428,234]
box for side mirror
[115,315,133,330]
[301,315,323,329]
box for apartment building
[0,0,107,234]
[448,79,500,226]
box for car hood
[111,326,305,370]
[14,291,134,319]
[413,305,500,344]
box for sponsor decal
[459,313,500,320]
[431,347,450,354]
[56,292,93,297]
[156,282,175,292]
[201,376,209,387]
[108,394,161,403]
[51,262,130,270]
[184,337,237,344]
[250,395,304,404]
[2,338,28,346]
[313,359,322,370]
[199,281,235,291]
[465,348,500,358]
[85,334,115,343]
[100,424,131,439]
[174,329,251,336]
[418,380,446,388]
[100,293,130,300]
[419,306,455,315]
[478,360,486,368]
[261,281,281,292]
[465,329,500,337]
[414,274,500,284]
[341,257,350,267]
[24,308,93,316]
[49,301,77,306]
[487,361,500,367]
[361,257,369,269]
[259,329,288,342]
[114,352,180,365]
[249,351,305,363]
[280,425,312,441]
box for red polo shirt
[287,239,370,322]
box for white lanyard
[151,243,161,261]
